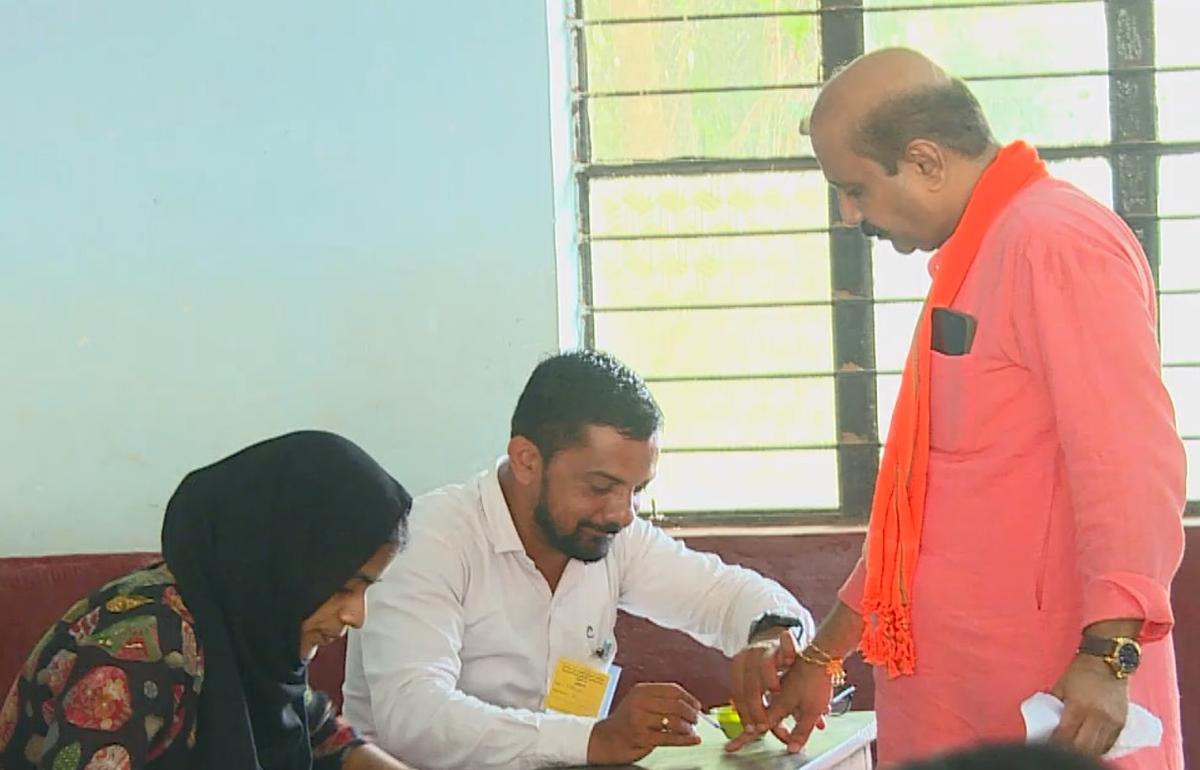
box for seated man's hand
[587,682,702,765]
[726,657,830,754]
[342,743,417,770]
[728,627,799,743]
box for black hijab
[161,431,412,770]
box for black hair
[855,78,996,174]
[511,349,662,460]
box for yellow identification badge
[544,658,611,717]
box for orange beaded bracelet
[798,642,847,687]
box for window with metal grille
[556,0,1200,524]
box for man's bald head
[801,49,1000,253]
[808,48,995,174]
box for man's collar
[480,457,527,554]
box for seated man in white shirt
[343,350,815,770]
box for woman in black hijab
[0,431,415,770]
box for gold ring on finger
[660,716,670,731]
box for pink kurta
[840,177,1187,768]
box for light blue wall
[0,3,560,555]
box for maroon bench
[0,553,349,709]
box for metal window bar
[576,65,1200,101]
[1108,1,1160,286]
[581,141,1200,181]
[591,289,1200,315]
[571,0,1099,28]
[571,0,597,350]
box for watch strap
[749,612,803,642]
[1078,634,1117,658]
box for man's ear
[904,139,947,191]
[507,435,543,486]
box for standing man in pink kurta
[726,48,1187,768]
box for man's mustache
[860,220,891,240]
[580,522,622,535]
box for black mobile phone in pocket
[931,308,977,356]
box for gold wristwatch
[1077,635,1141,679]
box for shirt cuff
[533,713,597,767]
[837,557,868,614]
[1082,571,1175,642]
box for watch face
[1116,642,1141,672]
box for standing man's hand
[726,600,864,755]
[587,682,702,765]
[1049,654,1130,756]
[728,626,800,741]
[1049,620,1142,756]
[731,656,832,754]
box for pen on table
[699,711,722,730]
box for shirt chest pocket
[568,604,619,665]
[928,348,984,454]
[545,565,621,667]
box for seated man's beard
[534,499,620,563]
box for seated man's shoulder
[406,478,487,543]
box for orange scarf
[859,141,1048,678]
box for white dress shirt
[343,461,813,770]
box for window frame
[562,0,1200,525]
